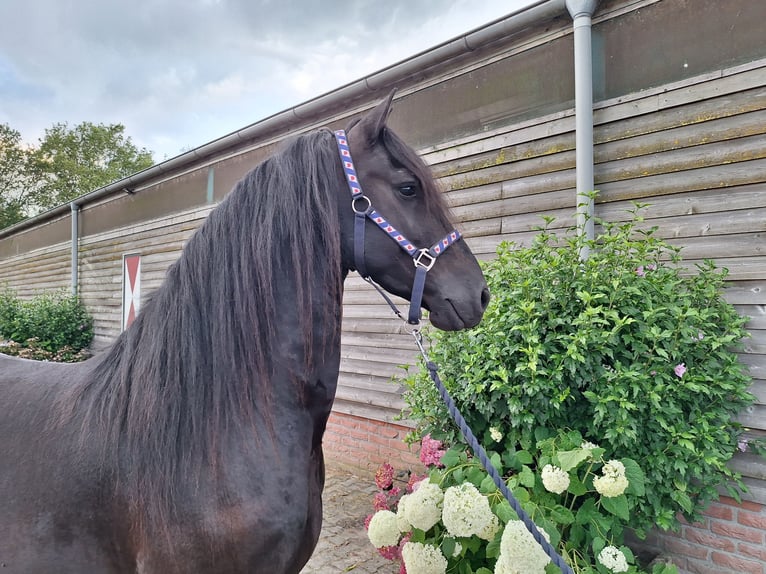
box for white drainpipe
[566,0,599,259]
[70,202,79,295]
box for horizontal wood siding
[78,206,213,348]
[0,242,70,297]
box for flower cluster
[368,510,400,548]
[402,480,443,531]
[593,460,630,498]
[598,545,629,573]
[541,464,570,494]
[401,541,448,574]
[419,434,446,467]
[495,520,551,574]
[376,462,395,490]
[441,482,494,537]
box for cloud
[0,0,536,159]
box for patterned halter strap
[333,129,462,325]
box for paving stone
[301,463,391,573]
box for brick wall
[323,412,421,476]
[633,496,766,573]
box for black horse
[0,93,488,573]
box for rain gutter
[566,0,599,259]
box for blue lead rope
[411,332,575,574]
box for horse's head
[338,92,489,331]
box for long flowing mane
[60,128,345,540]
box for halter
[334,130,461,326]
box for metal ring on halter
[403,322,421,336]
[413,248,436,271]
[351,195,372,215]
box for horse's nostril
[480,287,491,311]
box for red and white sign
[122,254,141,330]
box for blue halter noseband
[334,130,462,326]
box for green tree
[0,123,35,229]
[29,122,154,210]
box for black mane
[63,129,345,540]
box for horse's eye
[398,184,417,197]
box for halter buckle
[413,249,436,271]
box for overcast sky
[0,0,538,161]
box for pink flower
[419,434,446,467]
[738,438,749,453]
[407,473,427,493]
[636,266,645,277]
[375,463,395,490]
[373,492,389,511]
[364,514,373,530]
[389,486,401,498]
[647,264,657,271]
[697,331,705,340]
[378,545,401,560]
[674,363,686,377]
[399,562,407,574]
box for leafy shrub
[366,432,676,574]
[0,288,93,358]
[401,206,757,534]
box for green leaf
[516,450,534,465]
[441,537,456,559]
[493,499,517,523]
[550,504,575,525]
[519,465,536,488]
[567,474,588,496]
[485,537,501,559]
[601,494,630,521]
[556,448,592,472]
[622,458,645,496]
[440,448,462,468]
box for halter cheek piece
[334,130,461,326]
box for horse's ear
[353,89,397,148]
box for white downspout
[566,0,598,259]
[70,202,79,295]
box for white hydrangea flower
[403,481,443,531]
[594,460,629,498]
[367,510,400,548]
[490,427,503,442]
[598,545,629,572]
[581,441,599,451]
[494,520,551,574]
[401,541,448,574]
[396,494,412,532]
[442,482,494,537]
[451,541,462,557]
[541,464,570,495]
[477,513,501,541]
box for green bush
[401,205,758,534]
[0,287,93,359]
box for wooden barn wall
[77,205,214,349]
[0,240,70,297]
